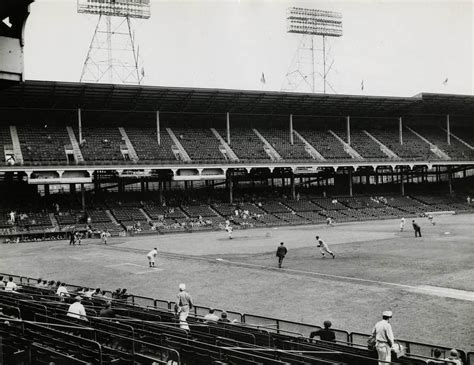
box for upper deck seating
[76,127,125,163]
[17,125,70,164]
[258,129,310,160]
[125,126,176,161]
[173,128,225,161]
[218,128,270,161]
[298,129,352,160]
[0,126,13,165]
[409,126,474,160]
[334,129,389,159]
[368,126,438,161]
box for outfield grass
[1,213,473,351]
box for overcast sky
[24,0,473,97]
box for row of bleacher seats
[0,275,469,364]
[1,125,473,165]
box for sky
[23,0,473,97]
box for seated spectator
[56,282,69,297]
[426,348,445,364]
[5,277,18,292]
[119,288,130,300]
[67,296,88,321]
[91,288,101,297]
[99,303,116,318]
[35,278,43,288]
[445,349,462,365]
[203,308,219,323]
[309,320,336,342]
[218,312,230,323]
[84,288,96,298]
[0,276,5,290]
[112,288,122,299]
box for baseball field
[1,213,473,351]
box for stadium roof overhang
[1,80,473,117]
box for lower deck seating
[0,278,463,365]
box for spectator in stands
[119,288,129,301]
[371,311,395,365]
[99,303,116,318]
[41,280,48,287]
[276,242,288,268]
[147,248,158,268]
[35,278,43,288]
[112,288,121,299]
[67,296,88,321]
[175,283,193,330]
[5,277,18,292]
[0,276,5,290]
[309,320,336,342]
[218,312,231,323]
[426,348,445,364]
[84,288,95,298]
[56,283,69,297]
[412,220,422,237]
[445,349,462,365]
[91,288,101,297]
[203,308,219,323]
[9,211,15,224]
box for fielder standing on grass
[316,236,335,259]
[147,247,158,268]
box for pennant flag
[260,72,266,84]
[443,78,448,85]
[361,80,364,91]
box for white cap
[179,283,186,291]
[382,311,393,317]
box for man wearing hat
[309,320,336,342]
[175,283,193,330]
[276,242,288,268]
[67,296,88,321]
[445,349,462,365]
[371,311,395,364]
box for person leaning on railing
[309,320,336,342]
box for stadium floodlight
[78,0,150,85]
[77,0,151,19]
[283,7,343,94]
[287,7,342,37]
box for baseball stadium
[0,1,473,364]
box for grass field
[1,213,473,351]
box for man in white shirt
[147,248,158,267]
[400,217,405,232]
[203,308,219,323]
[316,236,335,259]
[5,277,18,291]
[56,283,69,297]
[67,296,88,321]
[372,311,395,365]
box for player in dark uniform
[276,242,287,268]
[412,220,422,237]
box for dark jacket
[276,245,287,258]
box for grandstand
[0,272,472,365]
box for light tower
[282,7,342,94]
[77,0,150,84]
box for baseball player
[147,248,158,267]
[225,220,233,239]
[400,217,405,232]
[316,236,335,259]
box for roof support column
[289,114,294,145]
[156,110,161,146]
[227,169,233,204]
[348,168,353,197]
[446,114,450,145]
[346,116,351,145]
[399,117,403,145]
[400,167,405,196]
[78,108,83,143]
[226,112,231,145]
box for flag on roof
[260,72,266,84]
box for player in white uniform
[147,248,158,267]
[316,236,335,259]
[225,220,233,239]
[400,217,405,232]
